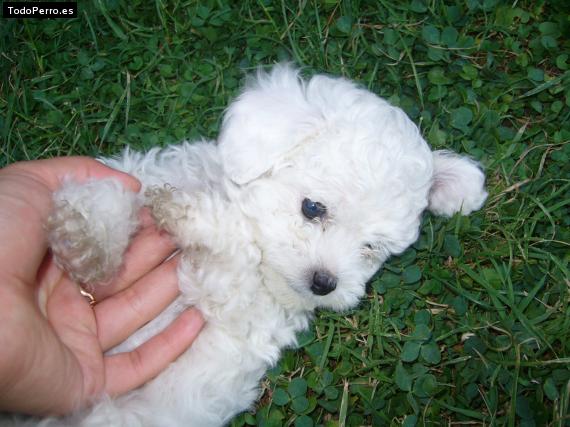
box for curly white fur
[47,179,140,285]
[17,65,486,426]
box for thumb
[0,157,140,285]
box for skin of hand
[0,157,204,416]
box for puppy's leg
[144,185,246,255]
[47,178,140,285]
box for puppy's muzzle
[311,271,337,296]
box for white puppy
[42,64,487,426]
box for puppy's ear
[218,64,319,184]
[428,150,488,217]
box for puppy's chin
[286,279,365,312]
[313,289,364,312]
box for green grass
[2,0,570,425]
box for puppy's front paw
[47,202,111,284]
[145,185,229,251]
[145,185,189,235]
[47,178,140,285]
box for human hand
[0,157,204,416]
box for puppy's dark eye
[302,198,327,220]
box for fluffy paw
[145,185,188,235]
[144,185,233,252]
[47,202,111,284]
[47,178,140,285]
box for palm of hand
[0,158,203,416]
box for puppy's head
[218,65,487,311]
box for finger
[36,252,65,316]
[104,308,204,397]
[0,158,140,285]
[94,219,177,300]
[11,157,141,193]
[138,206,157,228]
[95,256,181,351]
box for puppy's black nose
[311,271,337,296]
